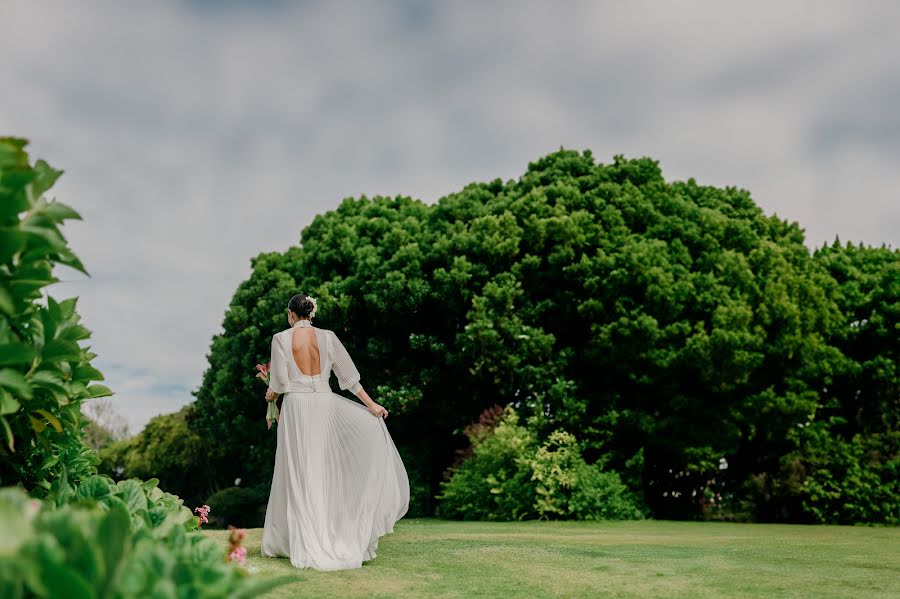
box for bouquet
[256,362,279,430]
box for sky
[1,1,898,433]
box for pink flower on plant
[226,525,249,566]
[194,504,211,526]
[227,545,247,565]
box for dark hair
[287,294,315,318]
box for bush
[436,406,539,520]
[570,463,646,521]
[204,486,268,529]
[0,137,113,493]
[437,406,643,521]
[768,419,899,525]
[397,445,434,518]
[0,485,297,599]
[97,405,211,509]
[528,429,644,520]
[49,471,197,532]
[0,138,298,598]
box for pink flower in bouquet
[194,504,211,526]
[255,362,270,383]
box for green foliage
[527,429,644,520]
[0,137,302,597]
[204,486,268,529]
[185,147,860,521]
[72,473,199,532]
[813,240,898,438]
[436,407,539,520]
[436,406,642,521]
[101,145,890,524]
[766,419,899,525]
[745,241,899,524]
[399,446,436,518]
[0,137,111,493]
[0,485,298,599]
[98,405,211,508]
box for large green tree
[182,148,894,521]
[758,240,898,524]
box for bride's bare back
[290,328,321,376]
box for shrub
[0,137,112,493]
[770,419,899,525]
[570,463,646,521]
[437,406,643,521]
[204,486,268,529]
[0,486,297,598]
[56,472,198,532]
[528,429,644,520]
[435,406,539,520]
[97,405,211,508]
[0,138,298,597]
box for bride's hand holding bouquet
[257,363,280,429]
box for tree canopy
[158,148,898,523]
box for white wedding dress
[261,319,410,570]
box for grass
[203,518,900,598]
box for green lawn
[203,518,900,598]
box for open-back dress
[260,319,409,570]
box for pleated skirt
[261,390,410,570]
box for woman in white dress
[260,294,410,571]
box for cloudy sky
[2,1,898,432]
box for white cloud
[2,0,897,431]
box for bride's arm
[330,330,387,417]
[356,387,388,418]
[354,386,375,408]
[267,333,290,400]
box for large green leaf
[115,480,149,516]
[0,368,31,399]
[0,487,36,554]
[86,385,113,398]
[72,364,105,383]
[41,338,82,362]
[0,343,34,367]
[96,503,131,597]
[29,370,67,394]
[0,287,15,315]
[0,390,20,415]
[0,228,26,263]
[58,324,91,342]
[45,201,82,222]
[1,416,13,451]
[34,559,94,599]
[75,476,114,501]
[27,159,64,200]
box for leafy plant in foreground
[0,136,112,493]
[0,486,298,599]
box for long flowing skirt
[261,390,410,570]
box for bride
[260,293,410,570]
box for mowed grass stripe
[203,518,900,598]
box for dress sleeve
[329,330,363,394]
[268,333,290,394]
